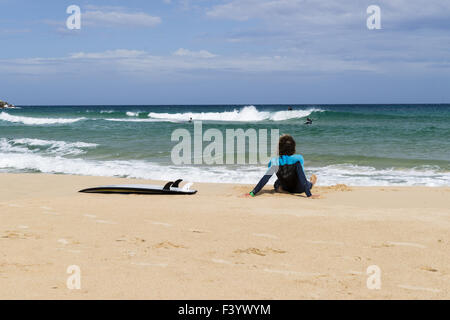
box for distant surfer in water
[288,106,293,111]
[305,118,313,125]
[189,117,193,123]
[247,135,319,198]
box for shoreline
[0,173,449,299]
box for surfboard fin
[163,181,173,190]
[172,179,183,188]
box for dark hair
[279,134,296,156]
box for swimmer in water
[305,118,313,125]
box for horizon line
[10,103,450,107]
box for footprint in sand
[234,247,286,257]
[325,184,352,192]
[189,229,210,234]
[348,270,364,275]
[398,284,441,293]
[386,241,426,249]
[420,266,438,273]
[153,241,187,249]
[1,231,39,240]
[57,238,80,246]
[116,236,146,244]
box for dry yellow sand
[0,173,449,299]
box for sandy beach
[0,173,449,299]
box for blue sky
[0,0,449,105]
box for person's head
[278,134,296,156]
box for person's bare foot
[310,174,317,186]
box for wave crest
[148,105,321,122]
[0,112,85,125]
[126,112,140,117]
[0,138,97,156]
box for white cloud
[0,48,384,78]
[206,0,357,24]
[82,6,162,28]
[173,48,217,58]
[0,29,31,35]
[206,0,450,29]
[70,50,147,59]
[202,0,450,75]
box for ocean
[0,104,449,187]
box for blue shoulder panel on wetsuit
[269,155,304,169]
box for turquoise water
[0,104,449,186]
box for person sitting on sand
[248,134,318,198]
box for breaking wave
[0,112,85,125]
[0,138,97,156]
[148,105,322,122]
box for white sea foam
[0,112,85,125]
[126,112,140,117]
[0,152,259,182]
[0,139,30,153]
[0,150,448,186]
[308,164,450,187]
[148,105,321,122]
[0,138,97,156]
[105,118,174,123]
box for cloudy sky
[1,0,449,105]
